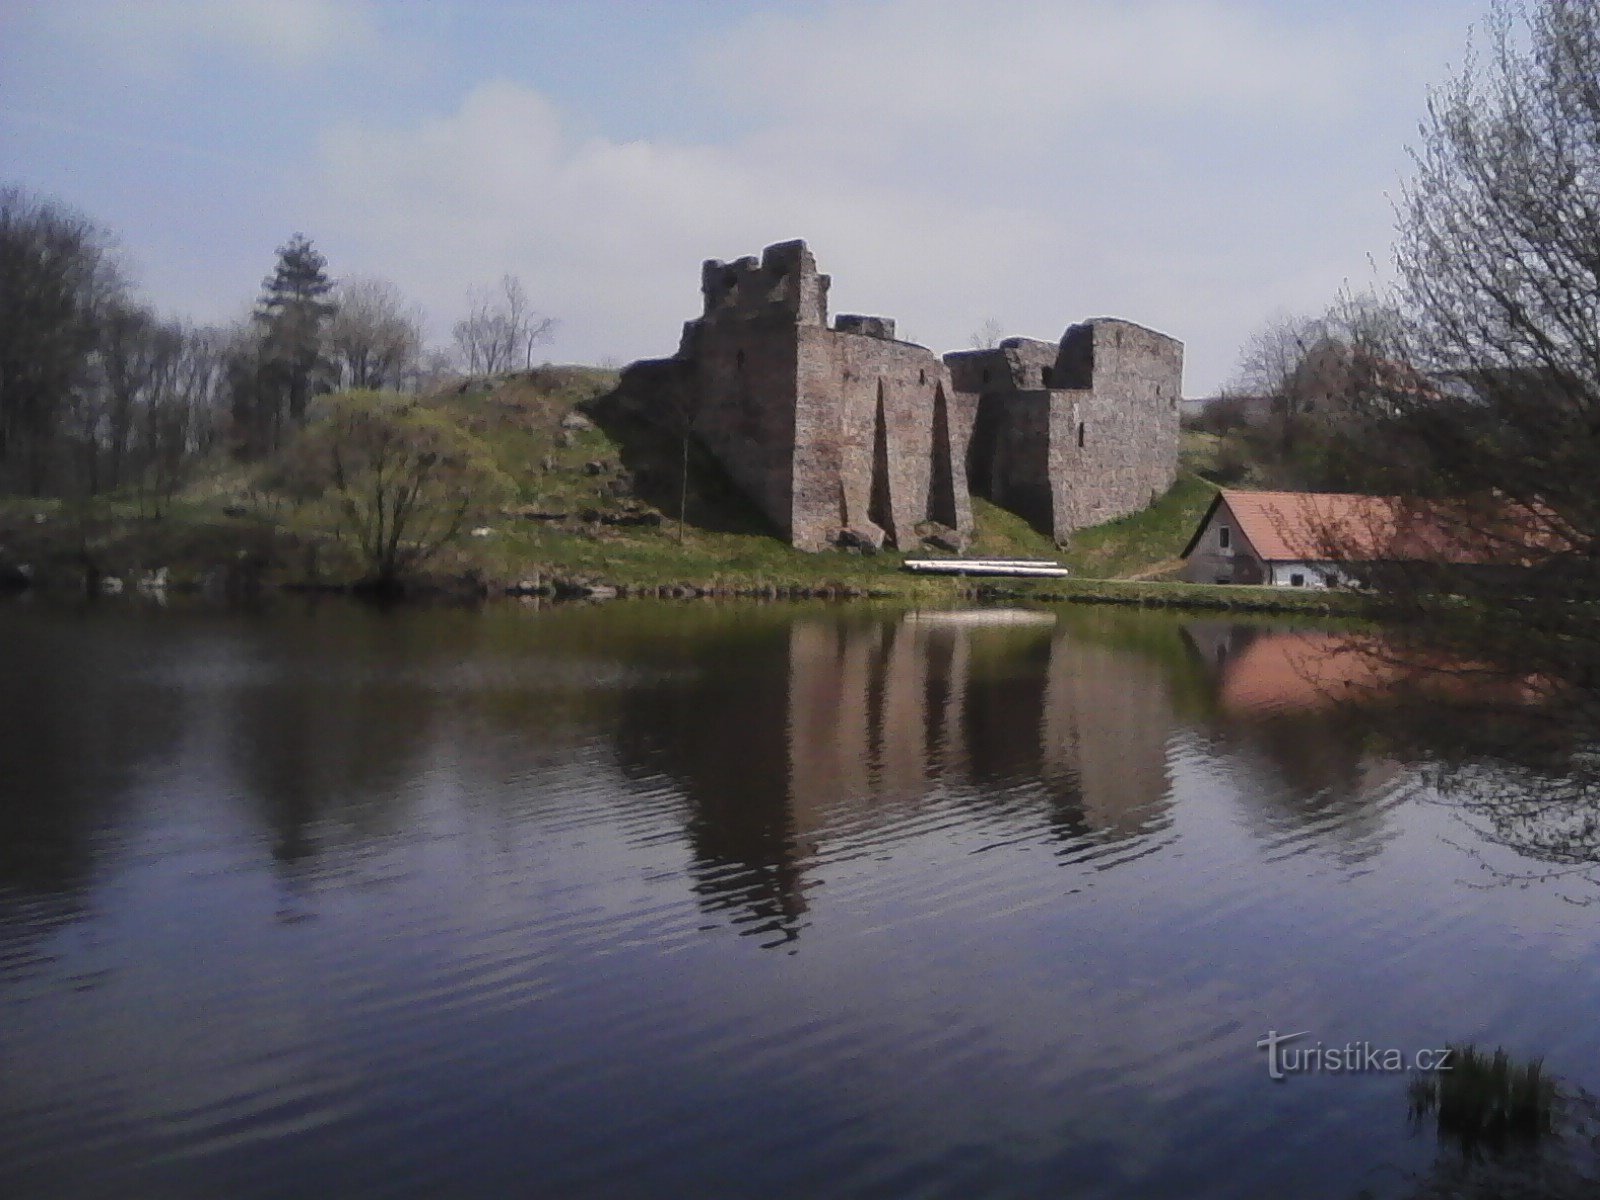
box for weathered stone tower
[622,239,975,551]
[617,240,1182,549]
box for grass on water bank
[2,367,1330,611]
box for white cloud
[308,1,1466,393]
[710,0,1373,135]
[315,78,1060,363]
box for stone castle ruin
[617,240,1182,551]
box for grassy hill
[0,370,1233,601]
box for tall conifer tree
[245,233,335,454]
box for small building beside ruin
[1180,488,1536,588]
[616,240,1183,551]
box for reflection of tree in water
[1186,618,1600,883]
[1397,1045,1600,1199]
[0,607,185,931]
[224,607,448,876]
[611,620,807,948]
[1336,621,1600,891]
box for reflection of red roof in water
[1220,633,1389,714]
[1192,489,1552,565]
[1219,631,1550,715]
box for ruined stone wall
[689,321,799,541]
[951,319,1182,542]
[1050,320,1182,534]
[699,240,829,328]
[793,327,973,550]
[617,239,1178,551]
[967,390,1057,532]
[946,338,1058,394]
[663,240,830,543]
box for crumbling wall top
[833,314,897,341]
[699,238,830,328]
[945,337,1061,393]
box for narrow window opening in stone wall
[919,368,926,385]
[1077,421,1085,449]
[982,367,991,385]
[1220,525,1231,549]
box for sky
[1,0,1489,396]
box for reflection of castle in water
[789,615,1178,841]
[613,614,1178,945]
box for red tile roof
[1190,489,1543,565]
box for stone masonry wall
[946,338,1058,394]
[617,240,1180,551]
[792,326,973,551]
[967,390,1056,531]
[1049,320,1182,534]
[689,321,800,538]
[948,319,1182,542]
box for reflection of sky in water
[2,600,1598,1199]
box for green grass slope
[1,370,1240,601]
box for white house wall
[1264,560,1351,589]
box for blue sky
[2,0,1487,394]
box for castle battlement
[699,239,830,327]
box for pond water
[1,599,1597,1199]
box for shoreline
[0,567,1369,617]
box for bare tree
[451,275,555,375]
[1219,297,1410,490]
[969,317,1005,351]
[408,348,459,394]
[138,322,230,509]
[328,276,424,391]
[1232,309,1328,402]
[0,188,126,495]
[1339,0,1600,631]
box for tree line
[0,186,553,500]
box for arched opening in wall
[869,380,896,546]
[927,383,959,528]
